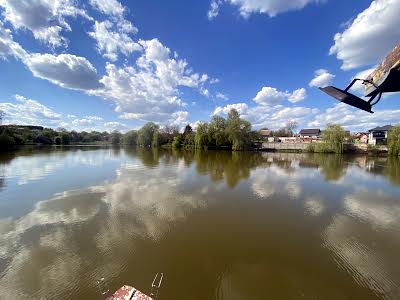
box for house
[299,128,321,138]
[360,134,369,144]
[368,125,393,145]
[259,129,272,139]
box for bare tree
[286,120,298,136]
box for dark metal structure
[320,43,400,113]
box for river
[1,147,400,299]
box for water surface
[1,147,400,299]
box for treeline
[123,109,259,150]
[0,126,122,148]
[0,109,260,151]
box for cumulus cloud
[213,103,249,115]
[309,102,400,130]
[208,0,324,19]
[0,0,90,48]
[93,38,210,122]
[24,53,103,90]
[288,88,307,103]
[253,86,307,105]
[0,94,61,126]
[330,0,400,70]
[309,69,335,88]
[89,0,125,18]
[88,20,141,61]
[0,23,102,91]
[0,0,214,124]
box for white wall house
[299,129,321,138]
[368,125,393,145]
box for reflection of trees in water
[194,151,264,188]
[362,156,400,186]
[304,154,348,182]
[384,157,400,186]
[126,147,160,168]
[124,147,400,187]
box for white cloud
[0,94,61,126]
[103,121,128,131]
[24,53,102,90]
[0,20,27,59]
[288,88,307,103]
[330,0,400,70]
[1,2,214,125]
[93,38,210,122]
[170,111,189,128]
[208,0,222,19]
[309,69,335,88]
[309,102,400,130]
[0,22,102,91]
[0,94,129,132]
[89,0,125,18]
[208,0,324,19]
[213,103,249,115]
[89,20,141,61]
[253,86,307,105]
[216,92,228,100]
[0,0,90,48]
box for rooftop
[368,125,393,132]
[299,129,321,135]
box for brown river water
[1,147,400,299]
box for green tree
[54,136,62,145]
[388,125,400,156]
[195,122,209,149]
[225,109,252,150]
[322,124,346,154]
[110,131,121,145]
[172,135,182,148]
[152,130,160,148]
[137,122,159,147]
[123,130,138,146]
[0,130,15,148]
[209,115,228,147]
[61,132,70,145]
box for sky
[0,0,399,133]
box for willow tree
[137,122,159,147]
[388,125,400,156]
[322,124,346,154]
[195,122,209,149]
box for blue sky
[0,0,399,132]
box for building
[360,134,369,144]
[368,125,393,145]
[299,128,321,138]
[259,129,272,139]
